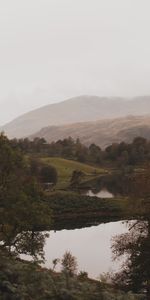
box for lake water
[85,188,114,198]
[44,220,128,279]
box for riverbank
[45,190,139,223]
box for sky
[0,0,150,124]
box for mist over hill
[2,95,150,139]
[31,115,150,149]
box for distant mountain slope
[31,115,150,148]
[2,95,150,138]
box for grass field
[42,157,107,189]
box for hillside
[42,157,106,189]
[2,95,150,138]
[32,115,150,148]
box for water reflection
[44,221,128,279]
[86,188,114,198]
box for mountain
[31,115,150,149]
[2,95,150,138]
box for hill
[41,157,106,189]
[2,95,150,138]
[32,115,150,148]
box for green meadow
[42,157,107,189]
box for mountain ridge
[2,95,150,138]
[31,114,150,149]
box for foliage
[0,250,144,300]
[70,170,84,187]
[0,133,51,259]
[10,135,150,168]
[30,157,58,186]
[61,251,78,276]
[46,191,128,220]
[111,220,150,298]
[39,164,58,184]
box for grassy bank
[46,191,131,221]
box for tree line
[10,135,150,166]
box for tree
[61,251,78,276]
[112,220,150,298]
[0,134,51,259]
[89,143,102,163]
[61,251,78,289]
[118,150,129,167]
[40,165,58,185]
[70,170,84,187]
[75,139,88,162]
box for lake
[85,188,114,198]
[44,220,128,279]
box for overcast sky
[0,0,150,124]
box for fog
[0,0,150,124]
